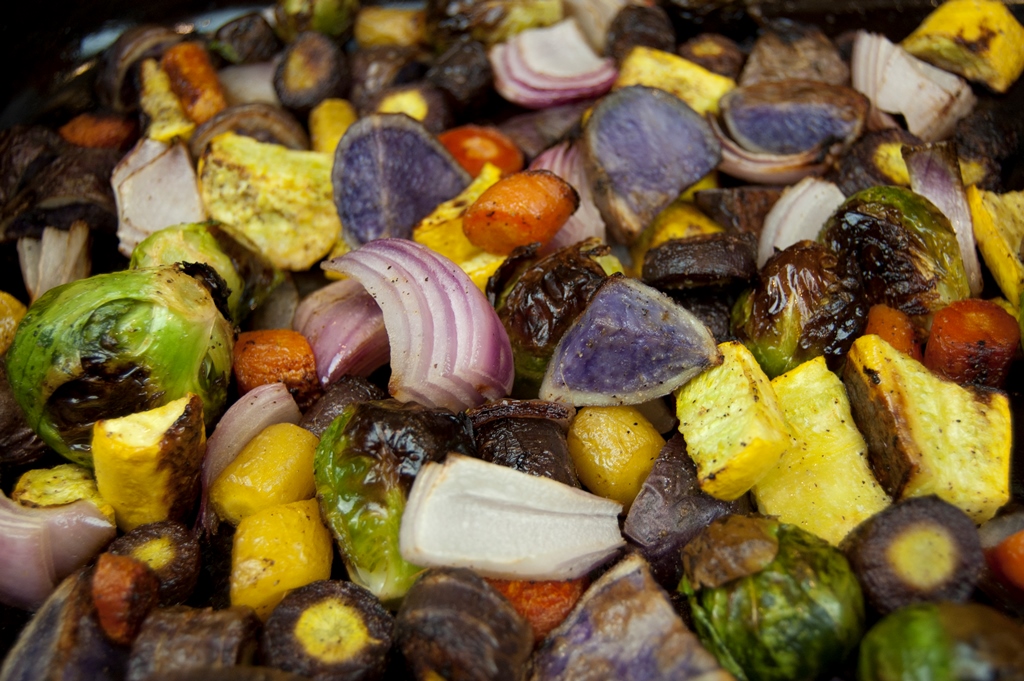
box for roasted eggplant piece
[274,31,349,114]
[425,37,493,119]
[466,398,578,487]
[739,19,849,86]
[298,375,387,438]
[532,553,732,681]
[582,85,721,245]
[604,4,675,63]
[262,580,393,681]
[841,496,983,614]
[395,567,532,681]
[108,521,201,607]
[693,186,782,237]
[0,126,62,207]
[623,433,750,589]
[641,232,757,290]
[126,605,261,681]
[212,14,281,65]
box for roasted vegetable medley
[3,0,1024,678]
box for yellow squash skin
[567,405,665,509]
[91,394,206,531]
[753,357,891,546]
[968,185,1024,309]
[842,334,1011,523]
[614,46,736,115]
[675,341,793,501]
[138,59,195,142]
[12,463,115,524]
[902,0,1024,93]
[309,98,358,155]
[0,290,26,355]
[210,422,320,525]
[230,498,333,620]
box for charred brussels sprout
[274,0,358,42]
[488,239,611,398]
[6,264,234,467]
[679,515,865,681]
[314,399,475,605]
[858,602,1024,681]
[731,240,866,378]
[820,186,969,326]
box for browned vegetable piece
[299,375,387,438]
[262,580,394,680]
[692,186,782,237]
[486,577,588,644]
[623,433,751,589]
[678,34,745,80]
[396,567,532,681]
[841,495,984,614]
[604,5,675,64]
[160,42,229,125]
[349,46,424,113]
[108,521,201,607]
[739,19,849,86]
[864,304,922,360]
[0,356,47,467]
[497,101,593,162]
[366,82,453,134]
[641,232,757,290]
[213,13,281,65]
[827,128,922,196]
[663,290,738,344]
[96,24,182,113]
[58,113,137,150]
[0,125,61,207]
[188,103,311,160]
[923,298,1021,389]
[954,109,1019,191]
[233,329,322,411]
[274,31,350,114]
[682,514,780,590]
[91,553,161,646]
[126,605,261,681]
[466,398,579,487]
[425,37,493,118]
[0,570,128,681]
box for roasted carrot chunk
[864,304,922,360]
[990,529,1024,591]
[160,42,228,125]
[438,125,524,177]
[487,577,588,643]
[233,329,321,409]
[923,298,1020,388]
[58,113,137,150]
[462,170,579,255]
[91,552,161,646]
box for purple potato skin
[624,434,751,589]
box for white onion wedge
[757,177,846,267]
[400,454,624,580]
[323,239,513,412]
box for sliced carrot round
[864,304,921,360]
[462,169,579,255]
[923,298,1020,388]
[438,124,524,177]
[992,529,1024,591]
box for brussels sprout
[858,602,1024,681]
[679,515,865,681]
[487,239,612,398]
[820,186,969,327]
[5,264,234,468]
[314,399,475,605]
[274,0,358,42]
[130,223,282,325]
[731,240,866,378]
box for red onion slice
[530,141,606,252]
[294,279,390,386]
[903,142,983,296]
[323,239,514,412]
[0,493,115,610]
[710,115,828,185]
[199,382,301,532]
[757,177,846,267]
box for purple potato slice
[582,86,721,245]
[332,114,470,246]
[539,275,721,406]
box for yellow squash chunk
[354,6,426,47]
[753,357,891,546]
[230,498,333,619]
[139,59,195,142]
[614,46,736,115]
[309,98,358,155]
[675,341,792,501]
[199,132,340,271]
[412,162,506,291]
[567,406,665,509]
[968,185,1024,308]
[902,0,1024,93]
[629,198,724,274]
[0,290,26,355]
[12,463,115,524]
[842,334,1011,523]
[92,394,206,531]
[210,422,320,525]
